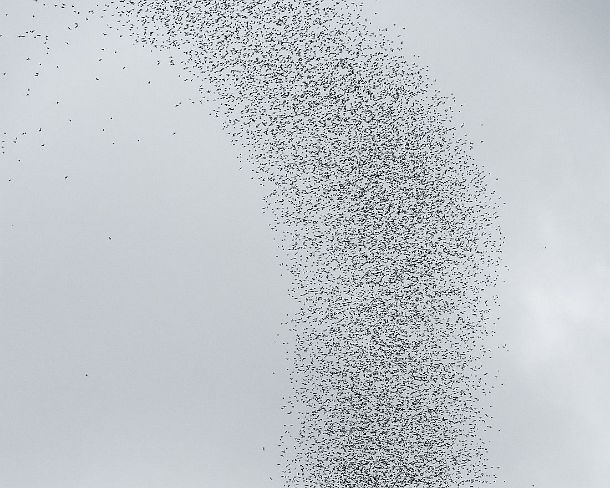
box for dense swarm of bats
[2,1,503,486]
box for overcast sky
[367,2,610,486]
[1,1,609,487]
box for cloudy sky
[365,2,610,486]
[1,1,609,487]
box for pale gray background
[1,1,609,487]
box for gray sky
[1,1,609,487]
[366,1,610,486]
